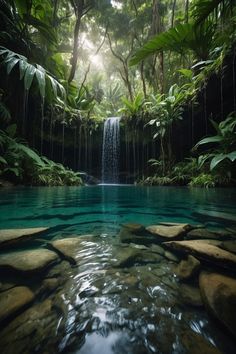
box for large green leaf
[227,151,236,162]
[24,64,36,91]
[130,24,193,66]
[194,135,223,148]
[6,57,20,74]
[35,65,46,99]
[210,154,226,170]
[17,143,44,166]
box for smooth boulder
[199,272,236,338]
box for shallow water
[0,186,236,354]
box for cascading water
[102,117,120,183]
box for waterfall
[102,117,120,183]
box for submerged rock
[0,286,34,324]
[180,330,222,354]
[146,224,188,239]
[121,223,145,234]
[199,272,236,338]
[175,255,201,280]
[0,249,58,274]
[164,251,179,262]
[0,299,59,354]
[219,241,236,254]
[50,236,93,264]
[0,227,49,249]
[187,228,233,240]
[179,284,203,307]
[158,222,194,230]
[164,240,236,271]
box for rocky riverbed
[0,224,236,354]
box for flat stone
[146,225,187,239]
[0,249,58,274]
[50,236,93,264]
[0,300,59,354]
[179,284,203,307]
[187,228,232,240]
[150,244,165,255]
[199,272,236,338]
[0,228,49,249]
[175,255,201,280]
[0,286,34,323]
[158,222,194,230]
[164,240,236,271]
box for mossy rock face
[199,272,236,339]
[0,227,49,249]
[0,286,34,324]
[0,249,58,274]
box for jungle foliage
[0,0,236,186]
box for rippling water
[0,186,236,354]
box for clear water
[0,186,236,234]
[0,186,236,354]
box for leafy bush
[0,127,83,186]
[189,174,216,188]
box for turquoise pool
[0,186,236,235]
[0,186,236,354]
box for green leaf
[6,57,20,74]
[194,135,223,148]
[210,154,226,170]
[17,143,44,166]
[24,64,36,91]
[226,151,236,162]
[178,69,193,79]
[19,59,28,80]
[35,66,46,99]
[0,156,7,165]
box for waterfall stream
[102,117,120,183]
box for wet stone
[0,300,59,354]
[164,240,236,271]
[0,286,34,324]
[219,241,236,254]
[0,249,58,274]
[0,227,49,249]
[199,272,236,339]
[179,284,203,307]
[50,236,94,264]
[186,228,233,241]
[164,251,179,262]
[175,255,201,280]
[146,224,187,239]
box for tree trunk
[140,61,147,98]
[185,0,189,23]
[171,0,176,27]
[68,12,82,83]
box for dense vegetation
[0,0,236,186]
